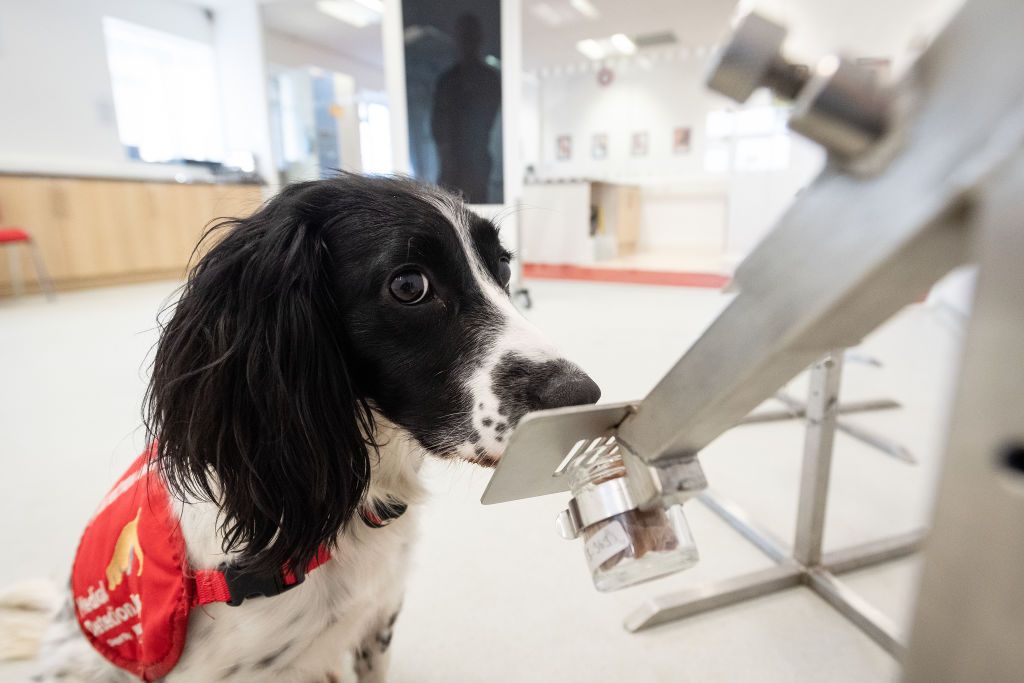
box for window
[358,101,393,175]
[103,17,224,163]
[704,104,791,173]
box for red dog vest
[71,448,337,680]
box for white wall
[520,73,541,172]
[536,54,730,181]
[534,56,813,261]
[526,0,967,263]
[263,30,386,92]
[0,0,278,186]
[0,0,214,172]
[638,184,729,252]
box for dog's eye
[389,270,429,304]
[498,257,512,286]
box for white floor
[0,278,965,682]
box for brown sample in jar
[582,506,680,573]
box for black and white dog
[30,175,599,681]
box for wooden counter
[520,181,641,265]
[0,175,264,296]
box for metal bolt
[707,12,893,159]
[707,12,806,104]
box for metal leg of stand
[794,351,843,566]
[742,397,901,425]
[836,421,916,464]
[624,563,803,632]
[696,490,789,564]
[776,389,916,464]
[806,568,905,658]
[822,529,926,575]
[7,244,24,296]
[902,145,1024,682]
[28,240,56,301]
[513,287,532,310]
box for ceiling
[521,0,738,70]
[260,0,385,69]
[178,0,738,74]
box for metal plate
[480,402,636,505]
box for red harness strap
[191,504,404,607]
[191,547,332,607]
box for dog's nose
[534,365,601,410]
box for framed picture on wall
[556,134,572,160]
[591,133,608,160]
[673,126,692,154]
[631,131,649,157]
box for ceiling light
[316,0,381,28]
[610,33,636,55]
[576,38,606,60]
[570,0,601,19]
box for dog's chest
[169,511,417,681]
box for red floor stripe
[522,263,731,289]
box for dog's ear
[145,190,373,573]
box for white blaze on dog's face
[431,196,601,465]
[339,181,601,467]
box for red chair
[0,226,56,299]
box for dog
[24,174,600,682]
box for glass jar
[566,451,699,592]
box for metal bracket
[480,402,635,505]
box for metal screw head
[707,12,788,103]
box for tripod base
[625,490,924,659]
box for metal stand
[625,352,925,659]
[4,238,56,301]
[774,389,915,464]
[28,239,57,301]
[901,138,1024,682]
[746,349,916,464]
[482,1,1024,674]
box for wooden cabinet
[592,183,642,256]
[520,181,643,265]
[0,175,263,295]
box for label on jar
[584,520,631,571]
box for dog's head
[146,174,598,571]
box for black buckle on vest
[220,563,305,607]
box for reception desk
[0,174,264,296]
